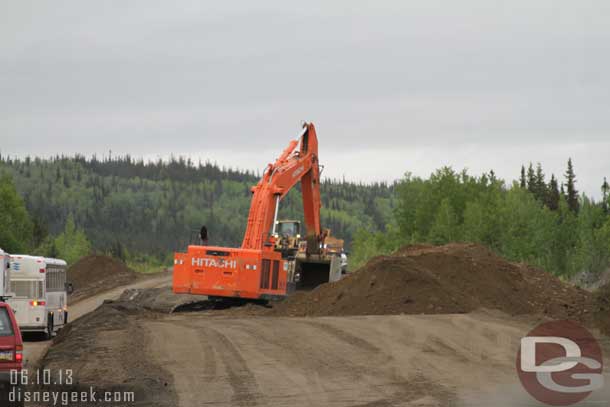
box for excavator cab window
[277,221,300,238]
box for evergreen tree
[32,216,49,248]
[520,165,526,189]
[535,163,546,202]
[547,175,560,211]
[111,239,126,262]
[602,177,610,214]
[565,158,579,213]
[489,170,497,183]
[526,163,536,195]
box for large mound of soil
[270,243,592,319]
[68,255,137,303]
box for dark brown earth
[110,244,608,336]
[171,243,609,335]
[68,255,138,303]
[263,244,592,320]
[40,301,176,407]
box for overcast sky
[1,1,608,197]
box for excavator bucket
[295,254,342,290]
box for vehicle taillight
[39,268,45,273]
[15,345,23,362]
[29,300,46,306]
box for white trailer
[7,255,70,338]
[0,249,8,299]
[43,257,70,331]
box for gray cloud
[1,0,608,196]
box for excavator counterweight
[173,123,343,300]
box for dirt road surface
[22,273,172,368]
[38,290,610,406]
[32,244,610,406]
[144,310,610,407]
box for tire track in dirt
[146,321,224,406]
[204,326,267,407]
[167,316,396,405]
[147,317,266,407]
[200,334,218,377]
[205,317,417,406]
[143,312,568,407]
[212,318,349,405]
[297,319,383,354]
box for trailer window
[46,268,67,292]
[10,280,44,298]
[0,308,14,336]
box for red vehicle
[0,301,23,387]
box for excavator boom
[242,124,322,250]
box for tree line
[0,154,395,266]
[519,159,579,212]
[352,159,610,278]
[2,153,608,279]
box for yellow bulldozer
[274,220,348,288]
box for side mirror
[66,282,74,294]
[200,225,208,242]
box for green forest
[352,160,610,278]
[1,154,609,280]
[0,155,395,268]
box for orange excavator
[173,122,342,300]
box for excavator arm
[241,123,322,251]
[173,122,341,300]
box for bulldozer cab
[276,220,300,239]
[274,220,301,256]
[272,220,342,290]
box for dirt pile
[42,301,176,406]
[269,243,592,319]
[68,255,137,303]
